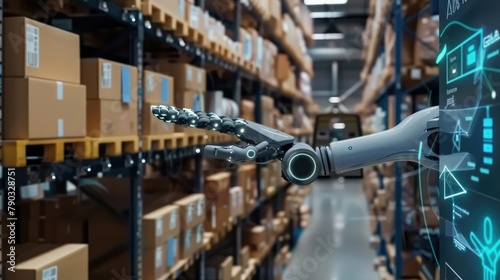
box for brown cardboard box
[9,244,88,280]
[241,99,255,121]
[240,246,250,268]
[204,172,231,233]
[243,226,266,246]
[179,226,196,259]
[144,70,174,104]
[261,95,275,127]
[163,0,187,21]
[275,55,291,82]
[187,3,204,32]
[143,245,166,280]
[149,62,206,92]
[56,219,86,244]
[232,266,243,280]
[3,78,86,139]
[174,90,205,132]
[81,58,138,102]
[174,194,205,231]
[143,102,174,135]
[418,206,439,228]
[239,164,257,213]
[230,187,243,220]
[86,100,138,137]
[414,14,439,65]
[249,242,267,259]
[206,256,233,280]
[4,17,80,84]
[143,205,181,249]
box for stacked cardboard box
[174,194,206,260]
[204,172,231,234]
[149,61,206,132]
[267,0,282,37]
[142,205,181,279]
[3,17,86,140]
[260,40,279,87]
[414,14,439,66]
[238,164,258,214]
[81,58,138,137]
[143,70,175,135]
[243,225,267,260]
[230,186,244,221]
[8,244,88,280]
[261,95,275,128]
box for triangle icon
[440,166,467,199]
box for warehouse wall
[312,60,364,112]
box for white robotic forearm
[150,105,439,185]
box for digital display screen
[439,1,500,279]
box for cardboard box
[414,14,439,65]
[206,256,233,280]
[243,226,266,246]
[240,246,250,268]
[230,187,244,219]
[4,17,80,84]
[249,242,266,259]
[179,226,196,259]
[86,100,138,137]
[143,245,166,280]
[81,58,138,102]
[163,0,187,21]
[150,62,206,92]
[204,172,231,233]
[232,266,243,280]
[9,244,88,280]
[143,102,174,135]
[174,91,205,132]
[144,70,174,104]
[143,205,181,249]
[3,78,86,139]
[241,99,255,121]
[174,194,205,231]
[239,164,257,213]
[187,3,203,31]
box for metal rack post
[230,0,243,267]
[393,0,403,278]
[128,9,144,280]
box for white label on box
[411,68,422,80]
[156,217,163,237]
[146,73,155,92]
[256,37,263,67]
[26,24,39,68]
[190,6,199,28]
[170,210,177,229]
[187,67,193,81]
[244,34,252,60]
[101,63,112,88]
[211,204,216,229]
[155,247,163,268]
[42,265,57,280]
[197,71,203,85]
[56,82,64,100]
[196,224,202,243]
[58,119,64,137]
[172,238,177,258]
[187,203,193,223]
[185,230,191,249]
[20,184,41,199]
[197,198,204,216]
[177,0,185,17]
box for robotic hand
[151,105,439,186]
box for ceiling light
[305,0,348,5]
[329,97,341,103]
[312,33,345,40]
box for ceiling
[307,0,369,61]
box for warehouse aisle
[282,178,379,280]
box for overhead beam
[308,48,362,61]
[311,11,369,19]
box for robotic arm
[151,105,439,185]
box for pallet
[209,41,222,55]
[142,134,183,151]
[88,135,139,158]
[183,132,207,147]
[112,0,141,9]
[2,138,91,167]
[162,250,201,280]
[141,0,188,37]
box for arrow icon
[440,165,467,199]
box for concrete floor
[282,178,379,280]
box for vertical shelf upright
[393,0,403,278]
[194,0,206,279]
[129,9,145,280]
[231,0,243,267]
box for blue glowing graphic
[445,262,463,279]
[446,30,483,84]
[470,217,500,280]
[440,165,467,199]
[437,45,447,64]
